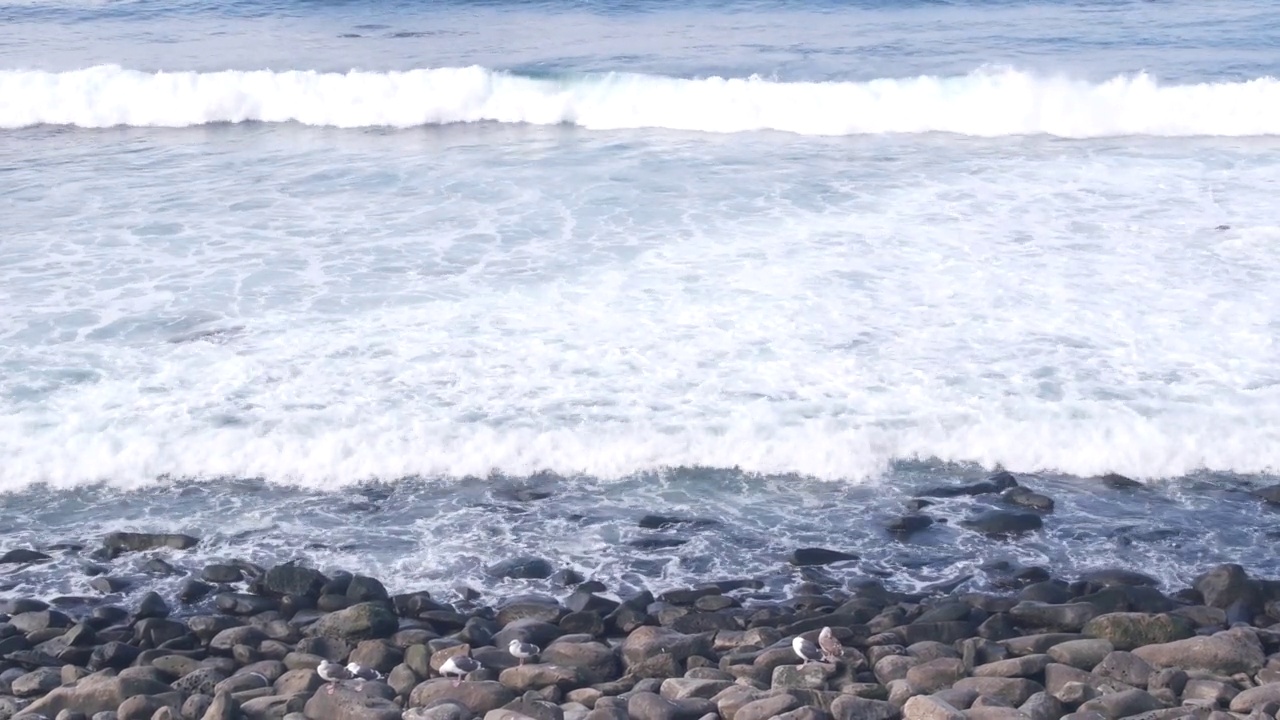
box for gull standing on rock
[508,639,540,666]
[818,626,844,663]
[792,635,824,665]
[317,660,354,694]
[440,654,481,686]
[346,661,384,688]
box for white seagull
[508,639,540,666]
[440,654,481,687]
[818,626,844,663]
[317,660,353,694]
[792,635,824,665]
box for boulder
[1131,630,1264,675]
[960,511,1042,536]
[900,695,964,720]
[540,642,617,684]
[1046,639,1113,669]
[103,532,198,553]
[306,603,398,641]
[621,627,711,669]
[303,683,402,720]
[260,565,327,598]
[1081,613,1194,651]
[1009,602,1097,632]
[409,679,515,714]
[951,677,1043,706]
[788,548,858,566]
[498,664,583,692]
[487,557,554,580]
[20,673,173,717]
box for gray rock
[1000,634,1082,656]
[1091,651,1151,687]
[497,664,582,692]
[960,510,1042,536]
[788,548,858,566]
[1132,629,1264,675]
[182,694,213,720]
[1001,486,1054,512]
[829,695,898,720]
[1228,683,1280,713]
[658,679,732,701]
[12,667,62,697]
[115,693,180,720]
[905,658,966,693]
[950,677,1043,706]
[260,565,326,598]
[972,655,1050,678]
[621,628,711,670]
[1010,602,1097,632]
[900,695,964,720]
[732,693,801,720]
[403,704,475,720]
[487,557,554,580]
[302,684,401,720]
[1181,678,1238,706]
[409,680,516,715]
[1082,613,1194,651]
[1046,639,1114,669]
[1018,692,1062,720]
[1194,564,1260,611]
[199,691,239,720]
[210,626,267,655]
[1077,688,1165,719]
[102,532,199,553]
[0,548,52,564]
[305,603,398,642]
[19,672,173,717]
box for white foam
[4,64,1280,137]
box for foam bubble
[3,65,1280,136]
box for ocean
[2,0,1279,606]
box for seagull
[440,654,481,687]
[792,635,824,665]
[317,660,353,694]
[508,639,540,666]
[818,626,844,663]
[346,661,384,684]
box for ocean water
[2,0,1280,607]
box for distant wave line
[2,64,1279,136]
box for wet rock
[637,515,719,530]
[920,474,1018,498]
[135,592,170,620]
[211,593,276,617]
[0,549,52,564]
[788,548,858,566]
[306,603,398,641]
[487,557,554,580]
[1082,613,1195,651]
[103,532,199,553]
[960,510,1043,536]
[89,642,142,671]
[144,557,180,575]
[201,565,244,584]
[897,621,974,646]
[346,575,390,603]
[1001,486,1055,512]
[886,515,934,536]
[1132,629,1265,675]
[1076,569,1160,588]
[11,609,73,633]
[179,579,215,604]
[1099,473,1141,489]
[89,577,131,595]
[1194,564,1261,611]
[260,564,327,598]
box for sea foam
[3,64,1280,137]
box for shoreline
[4,520,1280,718]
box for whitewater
[4,65,1280,136]
[2,0,1280,603]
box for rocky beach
[4,474,1280,720]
